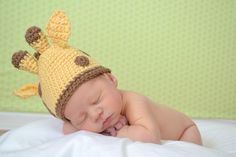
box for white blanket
[0,118,235,157]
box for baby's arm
[117,119,161,144]
[63,115,128,135]
[116,93,161,144]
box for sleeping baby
[11,10,202,145]
[63,73,202,145]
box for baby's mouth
[103,114,113,129]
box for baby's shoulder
[122,90,150,103]
[121,91,157,124]
[121,91,154,113]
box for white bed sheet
[0,118,235,157]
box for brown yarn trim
[38,83,42,97]
[12,50,28,69]
[25,26,41,44]
[33,52,41,60]
[55,66,111,120]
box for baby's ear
[103,73,118,87]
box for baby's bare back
[123,91,194,141]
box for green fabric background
[0,0,235,119]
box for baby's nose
[90,107,104,122]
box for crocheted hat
[11,10,110,120]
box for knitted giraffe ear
[12,50,38,74]
[46,10,71,48]
[14,83,38,99]
[25,26,50,55]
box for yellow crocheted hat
[11,10,110,120]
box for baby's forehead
[81,74,105,87]
[74,76,103,95]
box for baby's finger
[109,128,117,136]
[120,116,128,125]
[107,127,115,132]
[114,122,123,130]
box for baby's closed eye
[91,94,101,105]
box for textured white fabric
[0,118,235,157]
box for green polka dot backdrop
[0,0,235,119]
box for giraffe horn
[12,50,38,74]
[25,26,50,55]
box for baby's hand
[113,115,128,130]
[101,115,128,136]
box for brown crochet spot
[74,56,90,67]
[25,26,41,44]
[33,52,40,60]
[11,50,28,69]
[38,83,42,97]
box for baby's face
[64,73,123,133]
